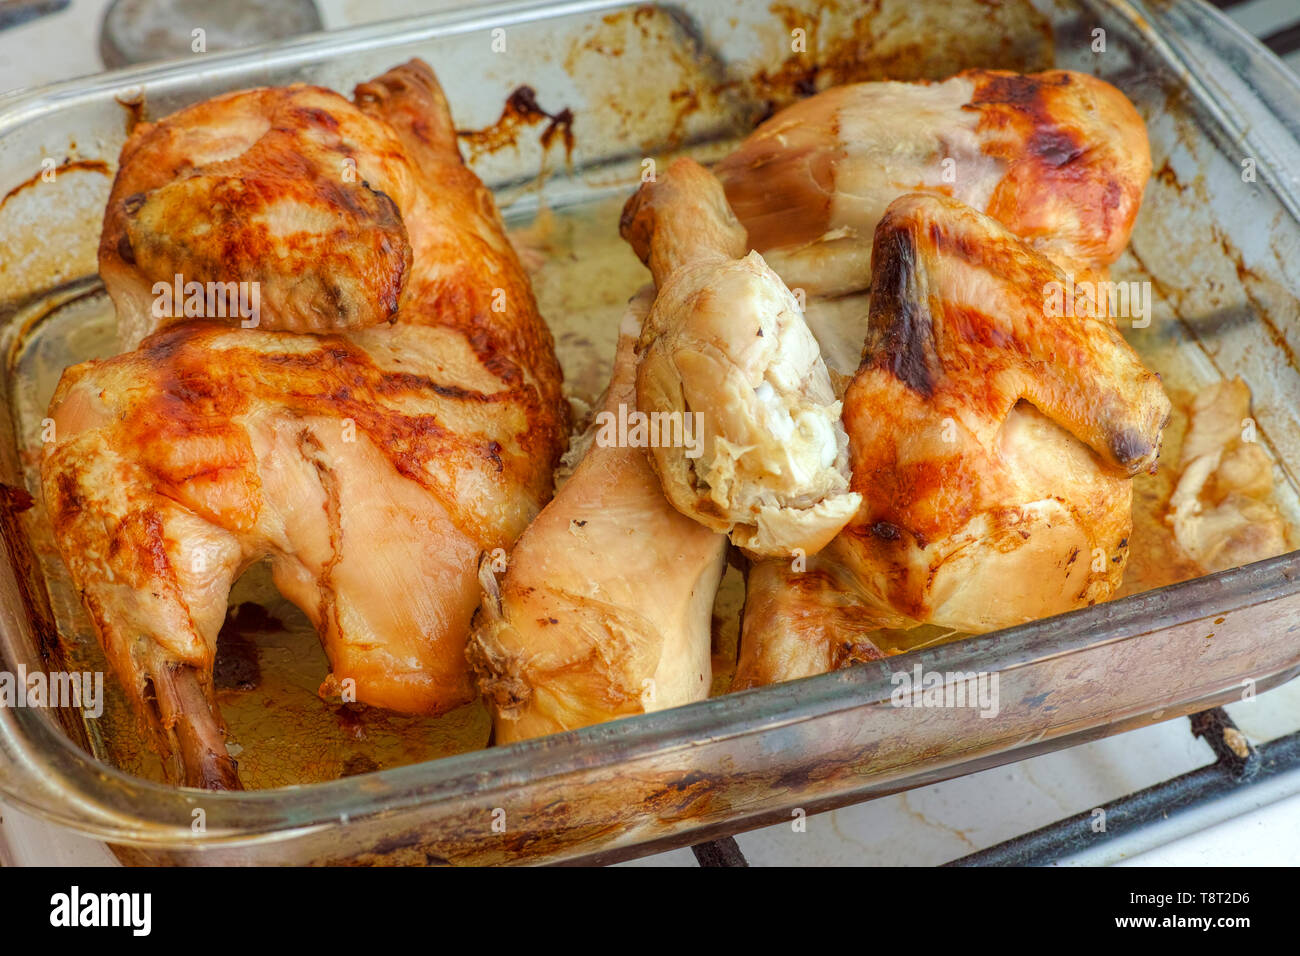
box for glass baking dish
[2,0,1300,865]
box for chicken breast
[620,158,860,557]
[715,69,1151,296]
[41,60,567,788]
[469,290,727,743]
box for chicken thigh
[715,70,1150,296]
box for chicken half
[715,69,1151,296]
[41,61,567,788]
[469,290,727,743]
[619,158,860,557]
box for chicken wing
[469,290,727,743]
[620,158,860,557]
[715,70,1150,296]
[837,193,1169,632]
[41,60,567,788]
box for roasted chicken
[734,553,898,690]
[737,193,1171,682]
[842,192,1169,627]
[41,60,567,788]
[469,290,727,743]
[723,68,1166,686]
[103,82,415,348]
[715,70,1151,296]
[1168,378,1289,571]
[620,158,860,557]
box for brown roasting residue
[0,159,111,211]
[749,0,1054,116]
[116,91,147,135]
[456,86,575,163]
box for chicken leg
[620,158,860,557]
[469,290,727,743]
[715,70,1151,296]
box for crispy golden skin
[736,193,1171,684]
[840,193,1169,631]
[102,83,418,347]
[715,69,1151,295]
[42,60,566,788]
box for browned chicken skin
[41,61,567,788]
[840,193,1169,629]
[103,84,412,347]
[716,69,1151,296]
[737,193,1171,683]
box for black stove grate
[946,708,1299,866]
